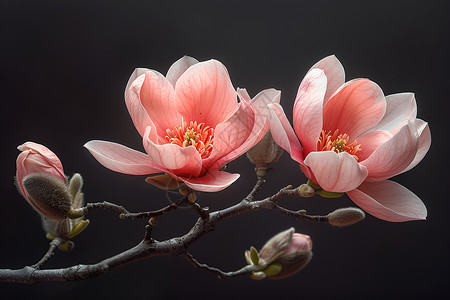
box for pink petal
[173,170,240,192]
[204,97,256,171]
[236,88,251,102]
[210,88,281,169]
[347,180,427,222]
[323,79,386,139]
[125,68,156,138]
[356,130,392,161]
[143,127,202,178]
[268,103,304,165]
[16,142,66,200]
[293,68,327,155]
[402,119,431,173]
[370,93,417,135]
[175,60,238,127]
[84,140,162,175]
[140,71,181,142]
[166,56,199,87]
[304,151,368,193]
[17,142,65,179]
[16,152,30,199]
[285,233,313,253]
[362,122,418,182]
[309,55,345,104]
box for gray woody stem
[0,184,317,283]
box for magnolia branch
[0,183,363,283]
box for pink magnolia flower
[16,142,67,216]
[85,56,280,192]
[269,55,431,222]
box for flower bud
[16,142,67,215]
[16,142,89,242]
[22,173,72,220]
[245,227,313,280]
[327,207,365,227]
[246,132,283,175]
[68,173,83,200]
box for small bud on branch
[327,207,365,227]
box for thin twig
[244,174,266,202]
[273,205,329,224]
[68,201,129,219]
[30,238,64,270]
[120,195,187,220]
[183,251,256,279]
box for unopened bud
[188,192,197,203]
[68,173,83,200]
[178,187,189,195]
[22,173,72,220]
[328,207,365,227]
[296,184,315,197]
[145,174,182,190]
[247,228,313,280]
[246,132,283,174]
[16,142,89,244]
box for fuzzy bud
[246,132,283,175]
[22,173,72,220]
[328,207,365,227]
[68,173,83,200]
[246,227,313,280]
[16,142,90,242]
[16,142,68,218]
[296,184,316,197]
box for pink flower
[16,142,67,216]
[85,56,280,192]
[269,55,431,222]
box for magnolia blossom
[269,55,431,222]
[85,56,280,192]
[16,142,67,217]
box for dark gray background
[1,1,448,299]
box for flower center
[317,129,362,161]
[165,121,214,159]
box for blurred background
[1,0,448,299]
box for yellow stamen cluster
[317,129,362,161]
[165,121,214,159]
